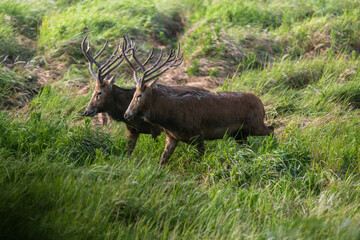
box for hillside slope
[0,0,359,239]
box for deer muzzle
[123,110,134,120]
[82,109,97,117]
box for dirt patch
[159,68,220,90]
[34,61,66,85]
[0,61,39,110]
[337,66,358,83]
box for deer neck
[107,85,135,121]
[147,88,179,129]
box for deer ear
[146,79,159,89]
[108,74,117,85]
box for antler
[121,37,183,87]
[81,35,133,85]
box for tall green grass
[38,0,194,57]
[1,0,360,239]
[0,67,38,109]
[183,0,360,77]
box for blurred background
[1,0,360,239]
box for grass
[0,67,38,110]
[0,0,360,239]
[182,0,360,77]
[38,0,193,60]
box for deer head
[81,35,132,117]
[122,38,183,120]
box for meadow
[0,0,359,239]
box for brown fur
[83,79,209,154]
[124,85,274,164]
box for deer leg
[249,124,274,136]
[160,135,178,165]
[195,138,205,157]
[236,137,248,145]
[99,113,108,125]
[125,126,140,155]
[151,128,162,140]
[235,130,248,145]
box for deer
[81,36,209,154]
[122,38,274,165]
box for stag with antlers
[81,36,208,154]
[122,38,274,165]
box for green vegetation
[0,0,359,239]
[0,67,37,109]
[39,0,192,62]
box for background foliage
[0,0,359,239]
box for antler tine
[101,34,141,79]
[141,47,154,67]
[143,57,183,83]
[84,38,105,85]
[101,37,136,80]
[81,36,88,57]
[81,36,91,63]
[134,46,155,73]
[126,37,136,52]
[120,35,156,85]
[131,42,152,85]
[100,43,120,72]
[124,34,131,48]
[86,40,101,68]
[176,42,181,58]
[131,44,146,72]
[176,53,184,66]
[81,36,98,80]
[124,34,137,54]
[144,47,176,77]
[125,37,159,85]
[167,43,182,66]
[101,43,130,78]
[121,37,141,84]
[121,37,137,72]
[94,39,108,59]
[142,45,184,83]
[82,35,131,85]
[143,49,164,76]
[164,49,177,63]
[120,36,183,86]
[81,39,90,62]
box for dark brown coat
[83,79,209,154]
[124,85,274,164]
[80,35,210,154]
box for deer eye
[136,94,142,100]
[96,91,102,99]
